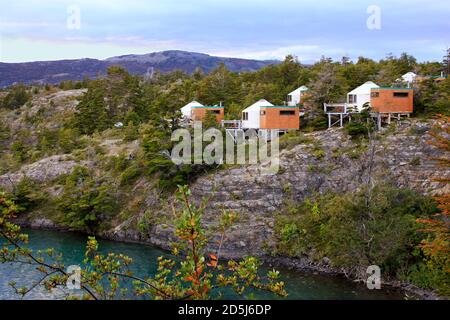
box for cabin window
[260,110,266,115]
[280,110,295,116]
[287,95,292,102]
[211,110,221,114]
[371,92,380,98]
[348,94,357,104]
[393,92,409,97]
[242,112,248,120]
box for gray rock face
[0,155,87,189]
[30,218,57,229]
[141,120,449,258]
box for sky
[0,0,449,63]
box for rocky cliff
[105,121,449,259]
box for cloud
[1,0,449,62]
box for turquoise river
[0,229,406,300]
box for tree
[57,167,116,232]
[1,83,31,109]
[202,110,220,129]
[442,48,450,77]
[72,81,110,135]
[0,187,287,300]
[197,63,241,107]
[308,58,347,107]
[8,178,46,213]
[416,116,450,295]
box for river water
[0,229,405,300]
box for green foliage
[345,121,369,137]
[72,81,110,135]
[279,131,314,150]
[119,164,143,186]
[1,84,31,109]
[344,109,374,138]
[414,77,450,116]
[0,187,287,300]
[36,127,84,155]
[0,121,10,142]
[405,262,450,296]
[57,166,116,232]
[11,140,30,163]
[141,121,216,191]
[202,110,220,129]
[8,178,46,213]
[274,183,438,279]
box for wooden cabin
[370,87,414,113]
[287,86,309,106]
[180,101,224,124]
[191,105,224,123]
[347,81,380,112]
[242,99,299,130]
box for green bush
[1,84,31,109]
[9,178,46,212]
[279,131,313,150]
[57,166,116,232]
[345,121,369,138]
[119,165,142,186]
[11,141,30,163]
[274,183,438,278]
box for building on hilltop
[346,81,380,112]
[324,82,414,129]
[180,100,224,124]
[241,99,300,131]
[287,86,309,107]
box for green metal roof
[260,105,298,108]
[191,105,224,108]
[373,87,414,90]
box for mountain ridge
[0,50,279,87]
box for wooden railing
[323,103,358,114]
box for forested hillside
[0,52,449,297]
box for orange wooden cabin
[191,106,224,123]
[370,88,414,113]
[259,106,300,130]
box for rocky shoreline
[16,218,444,301]
[6,119,449,301]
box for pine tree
[73,82,109,135]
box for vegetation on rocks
[0,187,287,300]
[0,52,449,297]
[274,183,438,280]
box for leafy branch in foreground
[0,186,287,300]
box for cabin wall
[259,107,300,129]
[347,93,371,111]
[192,108,224,122]
[242,110,261,129]
[370,89,414,113]
[287,91,302,106]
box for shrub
[345,121,368,138]
[119,165,142,186]
[57,166,116,232]
[274,183,438,278]
[9,178,46,212]
[279,131,313,150]
[11,141,30,163]
[1,84,31,109]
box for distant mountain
[0,50,278,87]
